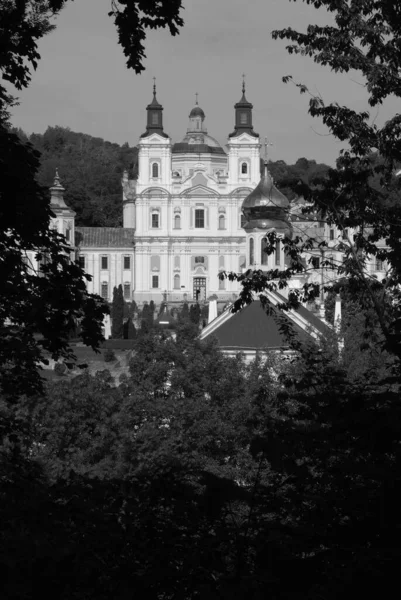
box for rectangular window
[123,283,131,300]
[311,256,320,269]
[376,259,383,271]
[101,283,108,300]
[195,256,205,264]
[240,112,248,124]
[152,275,159,288]
[195,209,205,228]
[124,256,131,270]
[152,213,159,228]
[101,256,108,270]
[275,240,281,266]
[78,255,85,269]
[329,229,335,241]
[151,113,159,125]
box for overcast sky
[9,0,398,166]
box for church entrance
[193,277,206,302]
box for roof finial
[242,73,246,95]
[54,168,61,187]
[264,137,273,162]
[153,76,156,97]
[195,92,198,105]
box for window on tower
[195,209,205,228]
[152,112,159,125]
[152,162,159,178]
[174,274,180,289]
[240,112,248,125]
[241,162,248,174]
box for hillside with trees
[11,124,331,227]
[10,125,138,227]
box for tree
[189,303,201,325]
[123,316,136,339]
[111,285,124,339]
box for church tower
[227,77,260,186]
[50,170,75,250]
[241,155,292,271]
[137,80,172,188]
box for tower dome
[242,163,292,237]
[189,105,205,119]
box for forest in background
[10,125,330,227]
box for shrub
[54,362,67,376]
[104,348,116,363]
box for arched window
[174,274,180,289]
[261,237,268,265]
[241,162,248,174]
[152,162,159,178]
[218,214,225,230]
[174,214,181,229]
[249,237,254,266]
[152,112,159,125]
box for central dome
[172,132,226,155]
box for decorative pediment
[191,172,208,187]
[141,133,171,144]
[229,132,260,144]
[180,184,216,197]
[195,266,205,275]
[141,187,170,197]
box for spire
[229,76,259,138]
[50,168,68,208]
[140,78,169,138]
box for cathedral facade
[35,83,388,312]
[77,82,261,305]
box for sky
[9,0,399,166]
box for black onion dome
[189,105,205,118]
[242,165,292,236]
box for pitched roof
[200,292,331,351]
[75,227,135,248]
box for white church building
[76,82,262,305]
[33,82,388,312]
